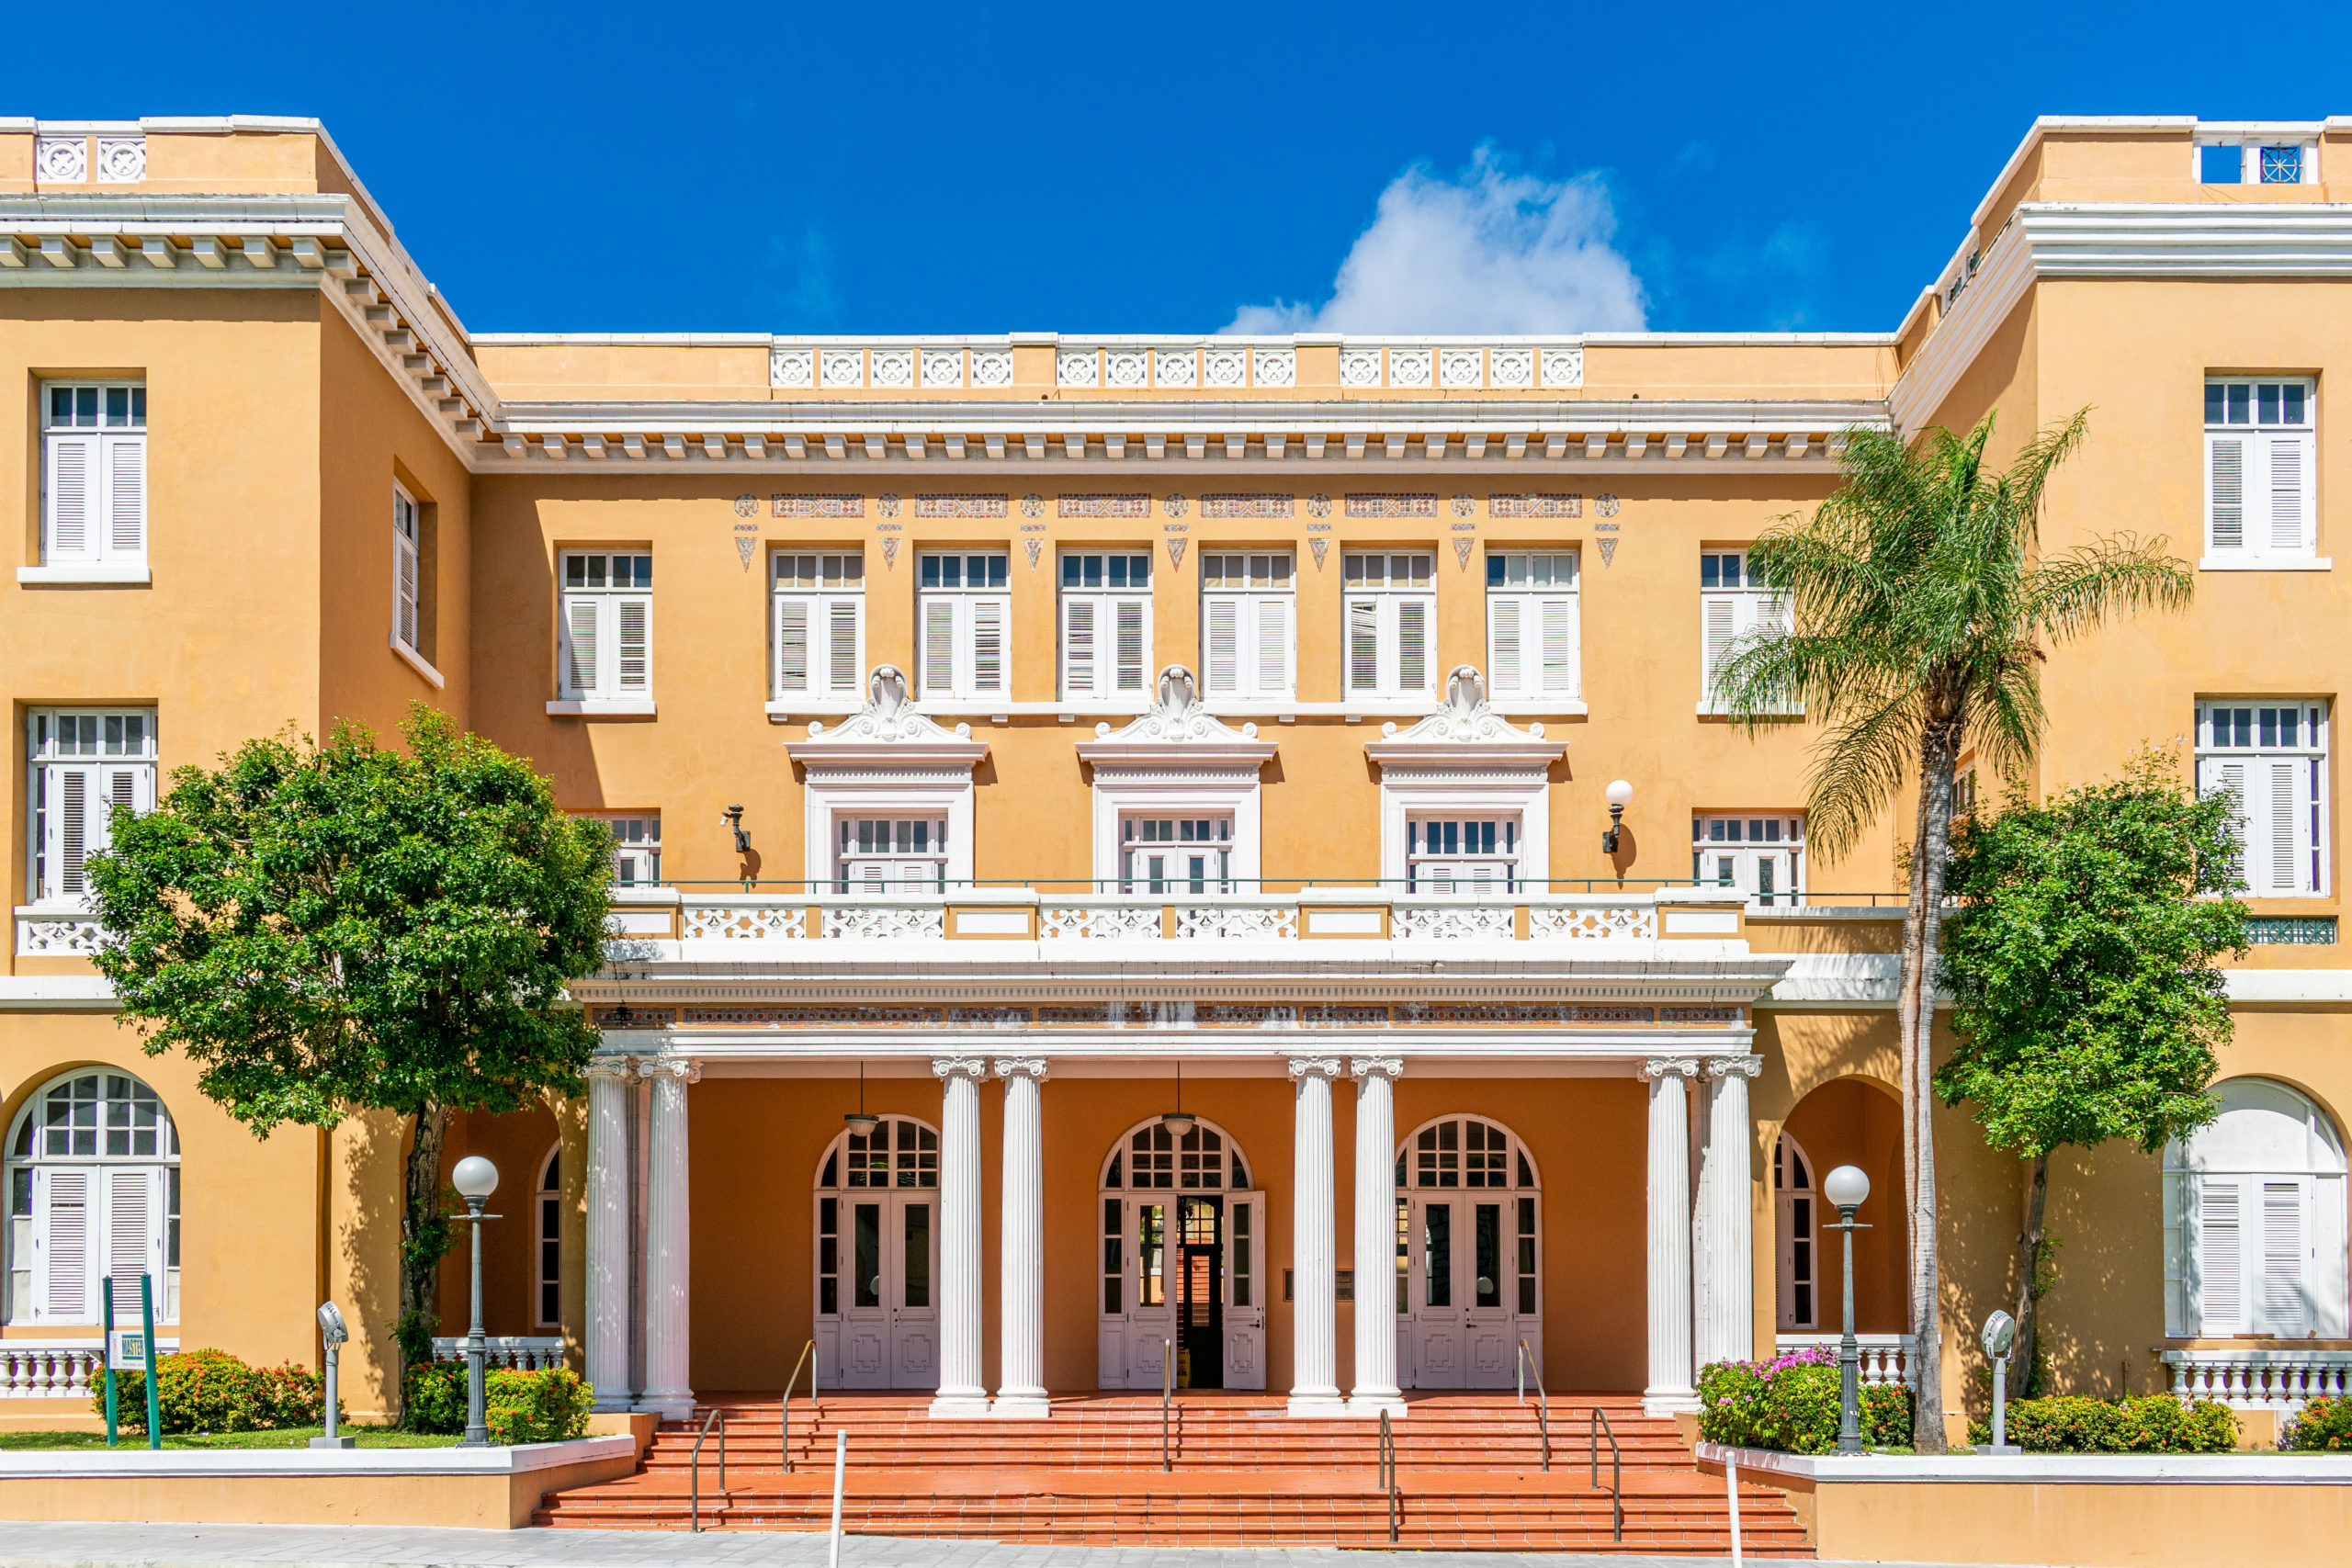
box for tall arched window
[2165,1078,2348,1338]
[1773,1133,1818,1332]
[1394,1115,1540,1388]
[534,1144,561,1330]
[5,1070,180,1325]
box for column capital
[933,1055,991,1084]
[639,1055,700,1084]
[1706,1054,1764,1080]
[992,1056,1050,1082]
[585,1057,639,1083]
[1287,1055,1344,1082]
[1640,1056,1703,1083]
[1349,1056,1403,1081]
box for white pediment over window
[1074,665,1276,889]
[785,665,988,886]
[1363,666,1565,891]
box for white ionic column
[931,1056,991,1416]
[1287,1055,1346,1416]
[991,1056,1050,1418]
[1348,1056,1405,1417]
[584,1057,636,1412]
[1701,1055,1764,1369]
[1642,1057,1702,1416]
[639,1056,699,1419]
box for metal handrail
[1378,1408,1398,1544]
[779,1338,817,1473]
[1516,1337,1550,1472]
[689,1406,726,1532]
[1588,1406,1622,1545]
[1160,1337,1174,1472]
[639,874,1905,902]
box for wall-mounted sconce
[1601,779,1634,853]
[722,804,751,854]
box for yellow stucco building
[1,113,2346,1438]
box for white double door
[1099,1190,1266,1390]
[1397,1192,1534,1389]
[820,1191,940,1390]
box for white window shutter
[1702,593,1737,702]
[972,598,1005,694]
[2268,761,2300,893]
[2207,434,2245,551]
[1489,597,1522,696]
[2259,1179,2308,1337]
[41,1169,89,1320]
[2319,1174,2350,1337]
[1347,600,1378,693]
[775,597,809,694]
[2162,1169,2190,1337]
[1063,596,1095,694]
[394,526,421,649]
[827,598,861,694]
[561,597,600,697]
[1114,598,1147,694]
[2199,1177,2243,1335]
[60,769,90,895]
[922,599,956,695]
[1256,595,1289,697]
[1205,596,1238,694]
[46,434,95,559]
[2268,433,2312,553]
[107,1168,153,1286]
[615,596,650,694]
[1540,596,1577,695]
[104,434,145,557]
[2200,758,2252,889]
[1396,598,1429,694]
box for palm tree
[1712,409,2191,1451]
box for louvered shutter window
[2196,701,2328,897]
[922,599,956,696]
[775,599,810,693]
[6,1070,182,1325]
[1204,596,1239,694]
[1486,552,1580,704]
[2262,1181,2309,1337]
[2200,1179,2244,1333]
[2172,1079,2348,1340]
[558,553,653,701]
[828,602,860,693]
[1064,598,1096,694]
[1347,600,1379,692]
[917,552,1010,700]
[1198,554,1294,703]
[772,553,865,701]
[1058,553,1151,703]
[106,435,144,557]
[40,1170,89,1319]
[29,710,158,903]
[972,598,1005,694]
[615,596,650,693]
[2205,378,2316,560]
[1341,553,1435,699]
[1700,550,1791,710]
[1256,593,1290,696]
[41,383,146,566]
[392,489,422,651]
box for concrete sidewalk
[0,1518,2002,1568]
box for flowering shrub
[2278,1396,2352,1452]
[401,1359,470,1433]
[93,1348,341,1434]
[1965,1395,2234,1453]
[1697,1345,1914,1453]
[403,1359,593,1442]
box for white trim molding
[1073,663,1278,889]
[785,664,989,888]
[1363,665,1564,888]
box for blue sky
[5,3,2340,337]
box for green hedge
[1965,1395,2235,1453]
[93,1348,340,1434]
[1698,1347,1914,1454]
[401,1359,594,1443]
[2280,1395,2352,1452]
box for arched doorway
[5,1069,180,1325]
[1098,1118,1265,1391]
[2165,1078,2348,1338]
[1394,1114,1540,1388]
[1773,1132,1819,1332]
[812,1116,941,1389]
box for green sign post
[140,1274,161,1448]
[101,1277,119,1448]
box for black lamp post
[450,1156,500,1447]
[1823,1163,1871,1453]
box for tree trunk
[1899,716,1961,1454]
[2010,1152,2049,1401]
[398,1100,451,1412]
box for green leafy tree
[84,705,611,1403]
[1935,751,2246,1397]
[1713,409,2191,1450]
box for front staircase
[535,1392,1811,1553]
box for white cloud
[1226,147,1646,335]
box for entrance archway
[1395,1114,1540,1388]
[812,1116,941,1389]
[1098,1117,1265,1390]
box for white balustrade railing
[1,1339,180,1398]
[431,1336,567,1371]
[2163,1349,2352,1412]
[1775,1334,1918,1389]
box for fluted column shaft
[1348,1057,1405,1416]
[584,1059,635,1412]
[1702,1056,1763,1369]
[930,1056,991,1416]
[1643,1058,1702,1416]
[639,1057,698,1419]
[992,1057,1050,1417]
[1287,1056,1346,1416]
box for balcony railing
[2163,1348,2352,1411]
[430,1336,566,1371]
[1774,1333,1918,1389]
[1,1338,180,1399]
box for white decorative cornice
[1074,664,1279,769]
[1363,666,1567,772]
[786,665,988,771]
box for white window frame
[2194,137,2320,186]
[1378,773,1549,892]
[1343,551,1436,702]
[533,1144,561,1329]
[36,380,147,580]
[1059,550,1153,703]
[392,485,422,653]
[1089,773,1264,895]
[1700,548,1792,714]
[1485,550,1581,705]
[916,551,1011,703]
[1774,1133,1820,1333]
[1692,812,1806,907]
[1199,551,1295,705]
[555,551,653,707]
[2202,377,2322,570]
[581,812,662,886]
[28,709,158,906]
[5,1069,181,1326]
[772,551,865,702]
[833,814,951,894]
[2195,699,2329,898]
[1117,811,1235,895]
[1404,813,1522,895]
[2165,1077,2348,1340]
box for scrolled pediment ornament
[805,664,973,744]
[1078,664,1271,757]
[1387,666,1533,743]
